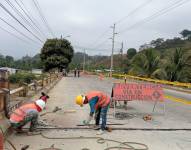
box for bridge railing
[0,72,63,118]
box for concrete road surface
[6,75,191,150]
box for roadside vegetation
[1,30,191,83]
[70,29,191,83]
[9,72,37,84]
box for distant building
[32,69,42,74]
[0,67,19,74]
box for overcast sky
[0,0,191,58]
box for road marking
[165,95,191,105]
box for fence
[112,74,191,89]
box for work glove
[83,116,93,125]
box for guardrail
[112,74,191,89]
[10,73,62,97]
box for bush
[9,73,37,84]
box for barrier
[112,83,164,101]
[112,74,191,89]
[111,83,165,117]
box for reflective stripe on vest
[10,103,38,123]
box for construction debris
[52,106,62,113]
[143,114,152,121]
[21,145,29,150]
[115,112,135,120]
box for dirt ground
[5,75,191,150]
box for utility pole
[120,42,123,56]
[110,23,116,77]
[83,49,86,73]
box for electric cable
[0,2,44,43]
[119,0,191,34]
[32,0,55,38]
[0,17,41,45]
[14,0,47,38]
[115,0,153,24]
[4,0,45,40]
[0,25,32,44]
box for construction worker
[75,91,110,134]
[9,99,46,132]
[39,92,49,103]
[74,68,77,77]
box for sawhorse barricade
[111,83,165,117]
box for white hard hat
[35,99,46,110]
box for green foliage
[127,48,137,59]
[9,73,36,84]
[180,29,191,39]
[151,38,164,48]
[164,48,191,82]
[129,49,160,77]
[0,54,43,70]
[40,39,74,71]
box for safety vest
[86,91,110,109]
[10,103,38,123]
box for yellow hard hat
[75,95,85,107]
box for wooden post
[50,73,52,83]
[0,70,9,117]
[41,77,44,89]
[0,129,3,150]
[22,83,28,97]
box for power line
[88,29,110,47]
[73,45,110,52]
[115,0,153,24]
[0,2,44,43]
[14,0,47,39]
[4,0,45,40]
[92,39,110,50]
[17,0,48,38]
[118,0,191,34]
[0,25,31,44]
[87,0,153,48]
[0,17,41,45]
[32,0,55,37]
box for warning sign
[112,83,164,101]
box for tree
[5,55,14,67]
[40,39,74,71]
[129,49,161,77]
[180,29,191,39]
[150,38,164,48]
[164,48,191,82]
[127,48,137,59]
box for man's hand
[83,116,93,125]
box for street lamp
[63,35,71,38]
[61,35,71,39]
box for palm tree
[165,48,191,82]
[129,49,163,78]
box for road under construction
[2,74,191,150]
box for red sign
[112,83,164,101]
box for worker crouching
[75,91,110,135]
[9,99,46,132]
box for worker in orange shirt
[75,91,110,134]
[10,99,46,132]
